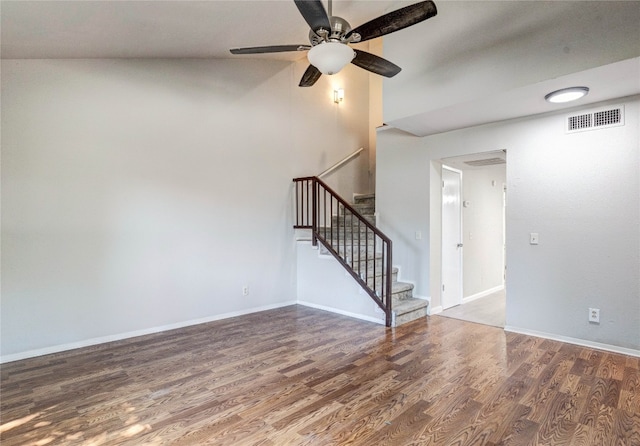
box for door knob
[457,243,464,248]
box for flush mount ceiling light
[307,42,355,75]
[545,86,589,104]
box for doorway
[437,151,507,327]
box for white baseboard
[0,301,297,364]
[504,325,640,358]
[297,300,385,325]
[463,285,504,304]
[429,305,443,315]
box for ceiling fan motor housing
[309,16,359,46]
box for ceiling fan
[230,0,437,87]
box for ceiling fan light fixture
[545,86,589,104]
[307,42,354,75]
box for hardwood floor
[1,305,638,445]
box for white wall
[461,165,506,298]
[296,242,385,325]
[375,129,431,299]
[1,58,372,361]
[377,96,640,352]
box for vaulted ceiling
[2,1,639,136]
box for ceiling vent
[464,158,506,167]
[566,105,624,133]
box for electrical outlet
[242,285,249,296]
[588,308,600,323]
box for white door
[442,165,463,310]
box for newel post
[386,240,393,327]
[311,177,318,247]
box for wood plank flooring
[1,305,639,445]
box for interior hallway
[439,289,506,328]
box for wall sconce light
[334,88,344,104]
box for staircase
[333,194,428,327]
[293,176,428,327]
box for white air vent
[594,108,621,127]
[464,158,506,167]
[566,105,624,133]
[568,113,592,131]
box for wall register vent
[566,105,624,133]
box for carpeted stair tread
[392,281,414,294]
[353,194,376,208]
[392,298,428,325]
[393,297,428,314]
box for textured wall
[1,58,372,360]
[377,96,639,351]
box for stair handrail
[293,176,393,326]
[317,147,365,179]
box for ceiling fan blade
[294,0,331,33]
[346,1,437,43]
[230,45,310,55]
[351,51,401,78]
[299,64,322,87]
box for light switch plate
[530,233,539,245]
